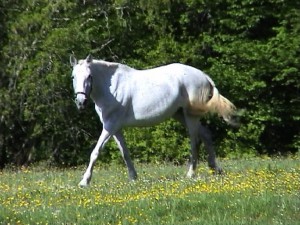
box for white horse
[70,54,236,187]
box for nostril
[83,99,88,106]
[74,97,87,109]
[75,98,82,105]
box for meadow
[0,156,299,225]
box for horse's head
[70,54,93,110]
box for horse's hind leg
[198,125,222,174]
[173,110,222,175]
[113,131,137,181]
[183,113,201,178]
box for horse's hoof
[186,171,196,178]
[78,180,89,188]
[214,167,224,175]
[129,173,138,182]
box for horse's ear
[70,55,77,67]
[86,54,93,63]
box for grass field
[0,156,299,225]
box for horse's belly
[126,88,182,126]
[125,110,176,127]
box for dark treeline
[0,0,299,167]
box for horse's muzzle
[75,93,87,110]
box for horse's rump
[185,76,236,120]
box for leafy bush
[0,0,299,167]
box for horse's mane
[78,59,134,73]
[77,59,119,67]
[94,60,135,72]
[93,60,120,68]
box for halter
[75,75,93,98]
[75,92,88,97]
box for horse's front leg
[113,131,137,181]
[79,129,111,187]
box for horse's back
[126,65,184,125]
[155,63,212,104]
[151,63,214,116]
[121,63,212,125]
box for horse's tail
[206,86,237,126]
[187,75,238,126]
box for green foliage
[122,120,190,164]
[0,0,299,167]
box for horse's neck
[90,62,119,103]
